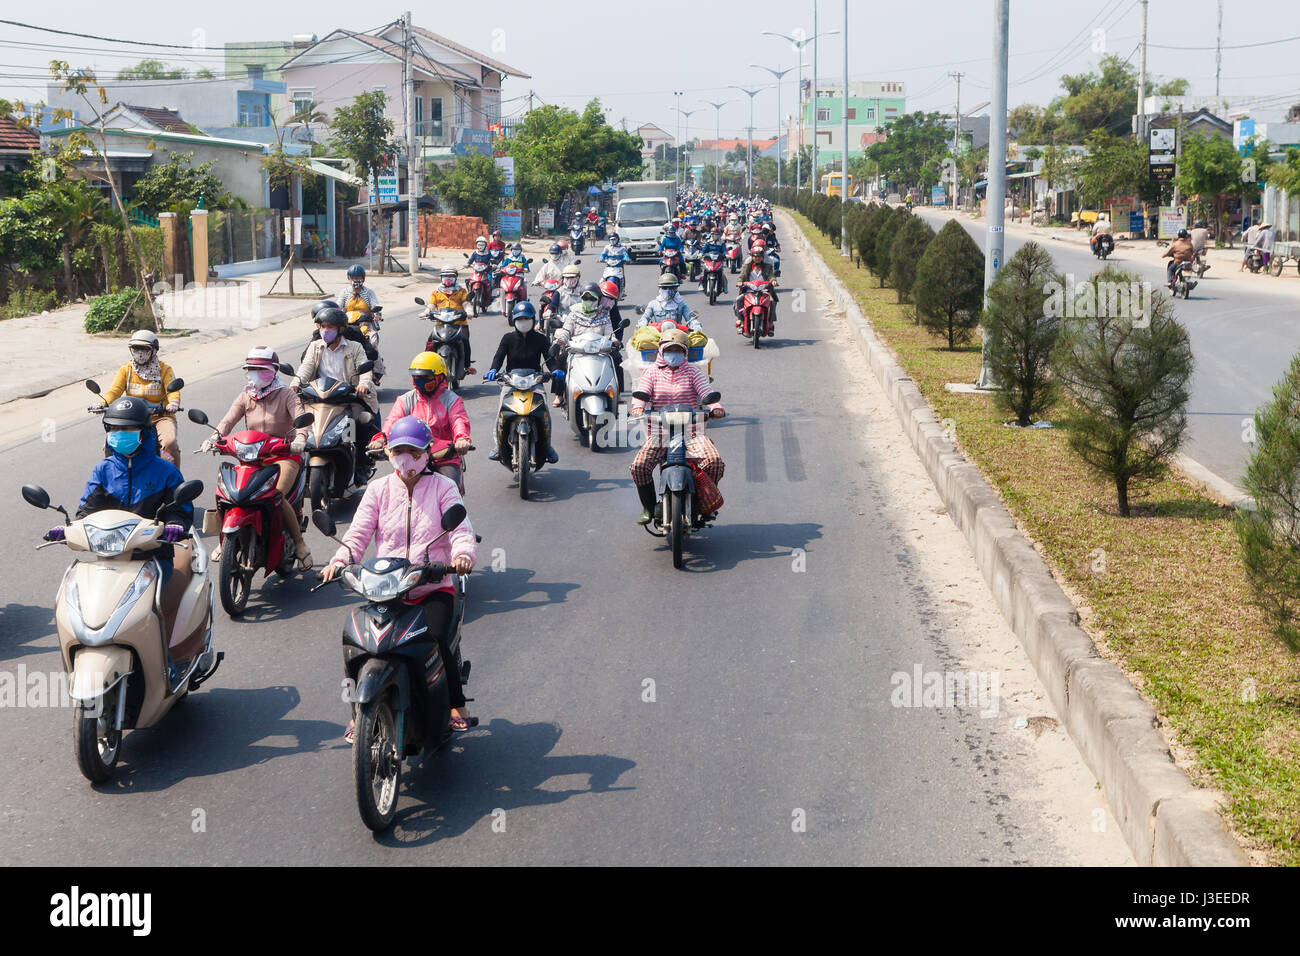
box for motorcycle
[600,254,626,298]
[630,389,723,570]
[415,297,470,390]
[187,404,315,617]
[683,239,703,282]
[659,248,685,281]
[310,503,472,832]
[492,368,553,500]
[724,237,742,274]
[562,323,626,452]
[21,480,220,782]
[1091,233,1114,260]
[701,252,726,305]
[487,247,506,284]
[1193,253,1212,279]
[1169,261,1198,300]
[497,261,529,323]
[86,377,184,461]
[345,306,383,383]
[298,361,376,515]
[569,222,586,255]
[538,276,564,332]
[461,257,492,316]
[1245,247,1266,273]
[737,279,775,347]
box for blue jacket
[659,233,683,253]
[78,426,193,529]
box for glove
[290,436,307,455]
[366,433,387,450]
[160,524,185,543]
[44,527,65,542]
[551,369,565,382]
[484,368,498,381]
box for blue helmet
[549,243,563,255]
[512,301,537,322]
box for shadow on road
[374,718,636,848]
[0,603,56,663]
[464,566,579,622]
[675,521,824,573]
[522,467,633,504]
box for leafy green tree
[914,219,985,349]
[116,59,188,81]
[427,153,504,221]
[1237,350,1300,650]
[889,215,935,303]
[1074,130,1164,209]
[331,90,398,271]
[1174,132,1244,244]
[1059,55,1140,140]
[982,242,1063,426]
[45,178,106,298]
[1051,268,1193,516]
[865,112,951,191]
[1008,103,1063,144]
[131,152,231,211]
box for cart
[1268,240,1300,276]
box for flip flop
[449,715,478,732]
[344,720,355,743]
[295,544,313,572]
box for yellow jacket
[429,287,470,311]
[103,361,180,419]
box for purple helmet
[386,416,433,451]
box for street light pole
[675,107,699,187]
[978,0,1009,390]
[751,64,794,192]
[673,91,684,187]
[702,100,730,194]
[840,0,849,255]
[729,86,764,194]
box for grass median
[789,209,1300,865]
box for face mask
[390,451,427,478]
[515,319,535,333]
[320,328,339,344]
[663,351,686,368]
[107,430,142,455]
[442,277,455,287]
[246,369,275,388]
[564,278,578,290]
[130,348,152,364]
[416,376,444,395]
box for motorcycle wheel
[588,415,600,453]
[309,465,330,516]
[74,683,122,783]
[709,282,718,306]
[516,428,530,500]
[353,698,401,832]
[1270,256,1285,277]
[670,493,685,570]
[1183,286,1190,299]
[753,314,763,349]
[218,530,252,617]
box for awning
[309,159,363,187]
[346,194,438,214]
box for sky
[1,1,1295,140]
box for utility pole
[950,71,963,207]
[405,10,418,274]
[528,89,534,112]
[1137,0,1148,139]
[1215,0,1223,96]
[840,0,849,255]
[978,0,1008,390]
[703,100,729,194]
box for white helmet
[128,330,159,350]
[475,235,487,248]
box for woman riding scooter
[92,330,182,463]
[319,417,478,737]
[368,352,472,492]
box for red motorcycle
[737,279,775,348]
[498,261,528,323]
[701,252,726,305]
[659,248,685,281]
[188,408,314,617]
[724,238,742,274]
[464,260,492,316]
[538,277,563,334]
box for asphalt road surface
[0,232,1132,865]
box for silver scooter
[562,322,626,452]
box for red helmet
[599,279,620,300]
[751,239,767,251]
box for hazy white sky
[2,1,1292,137]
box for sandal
[294,543,313,572]
[344,720,355,743]
[551,396,563,407]
[449,714,479,732]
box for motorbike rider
[292,306,380,488]
[202,347,312,569]
[65,395,193,586]
[303,299,380,363]
[1241,219,1262,271]
[536,244,566,284]
[556,262,585,315]
[1089,214,1113,255]
[339,264,384,381]
[423,264,476,374]
[601,232,630,267]
[319,416,478,736]
[554,282,625,397]
[94,330,182,464]
[736,240,778,329]
[1163,229,1196,288]
[369,352,472,492]
[628,328,725,525]
[598,279,627,341]
[700,230,729,292]
[483,302,560,463]
[638,273,701,333]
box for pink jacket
[382,386,470,468]
[332,471,476,599]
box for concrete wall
[46,79,252,131]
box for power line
[0,18,325,52]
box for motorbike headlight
[84,519,139,557]
[232,439,264,463]
[360,569,405,600]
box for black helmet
[579,281,602,300]
[512,301,537,322]
[1178,229,1190,239]
[1193,220,1205,228]
[102,396,151,430]
[310,299,339,319]
[346,264,365,280]
[315,306,348,328]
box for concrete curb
[780,209,1248,867]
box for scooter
[497,261,528,323]
[701,251,726,305]
[562,324,626,452]
[600,254,627,298]
[492,368,553,500]
[1169,260,1198,300]
[1091,233,1114,260]
[538,276,564,331]
[86,378,184,461]
[310,503,472,833]
[415,297,470,390]
[569,222,586,255]
[630,389,723,570]
[298,361,376,515]
[21,480,220,782]
[683,239,703,281]
[1245,247,1266,273]
[462,257,492,316]
[724,237,742,274]
[659,248,685,281]
[188,403,314,617]
[737,279,776,347]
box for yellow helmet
[409,351,446,375]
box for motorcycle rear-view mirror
[414,297,426,306]
[84,379,101,395]
[187,408,209,426]
[173,480,204,505]
[293,412,315,429]
[441,503,467,532]
[21,485,50,510]
[542,258,549,264]
[632,390,651,403]
[634,306,645,315]
[462,252,470,259]
[163,378,184,392]
[279,362,294,375]
[704,391,721,405]
[312,509,337,538]
[616,318,629,331]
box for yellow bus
[820,172,854,198]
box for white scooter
[562,325,626,451]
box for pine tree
[914,219,985,348]
[983,242,1063,426]
[1051,268,1193,517]
[854,203,882,268]
[869,206,905,286]
[1236,350,1300,650]
[889,216,936,303]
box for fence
[206,208,278,270]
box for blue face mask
[107,430,142,455]
[663,351,686,368]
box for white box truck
[614,181,676,260]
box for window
[455,93,468,127]
[291,90,313,116]
[246,65,264,81]
[866,108,875,121]
[428,96,443,137]
[847,108,856,120]
[816,107,830,122]
[414,95,423,134]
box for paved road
[0,233,1131,865]
[915,207,1300,488]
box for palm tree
[46,179,105,300]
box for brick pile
[419,214,489,251]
